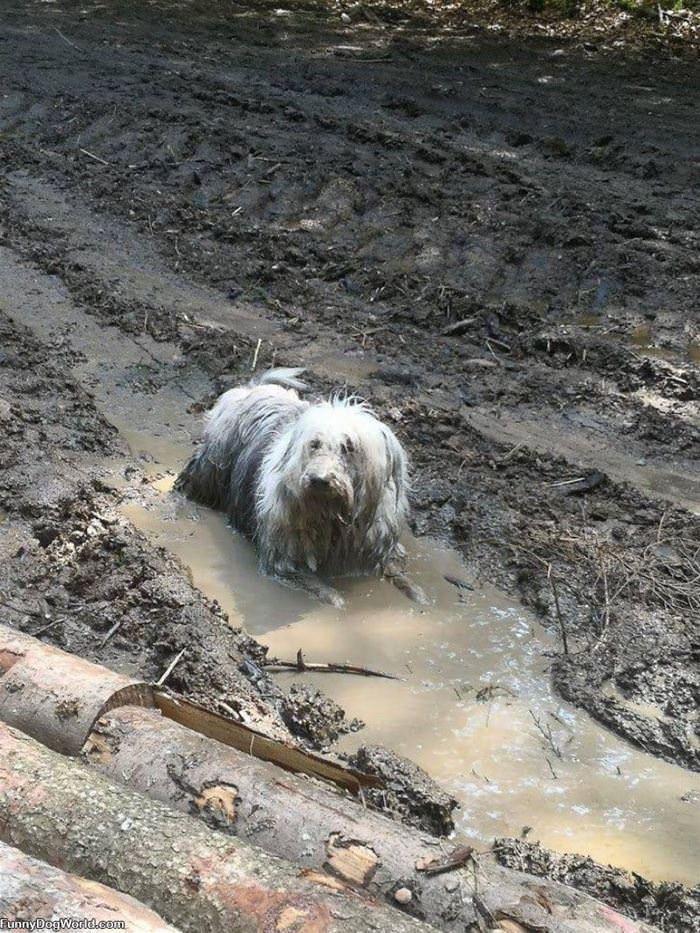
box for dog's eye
[309,439,322,452]
[341,438,355,456]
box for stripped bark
[85,707,659,933]
[0,723,433,933]
[0,839,179,931]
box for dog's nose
[308,474,331,489]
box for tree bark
[0,723,433,933]
[0,839,179,931]
[0,623,657,933]
[0,624,148,755]
[85,706,658,933]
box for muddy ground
[0,0,698,922]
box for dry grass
[506,505,699,653]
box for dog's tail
[253,367,308,392]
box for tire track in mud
[3,169,698,775]
[0,1,697,774]
[0,241,295,738]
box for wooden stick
[156,647,185,686]
[264,649,399,680]
[547,562,570,656]
[99,619,122,648]
[251,337,262,371]
[79,147,110,166]
[53,26,81,50]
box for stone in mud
[347,745,458,837]
[494,838,700,933]
[280,683,363,749]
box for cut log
[0,839,178,931]
[0,624,149,754]
[85,706,658,933]
[0,623,378,794]
[0,723,433,933]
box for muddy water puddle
[113,438,700,886]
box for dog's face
[295,409,358,516]
[275,402,405,522]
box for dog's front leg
[383,561,429,606]
[267,565,345,609]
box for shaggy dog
[175,368,426,608]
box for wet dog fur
[175,368,426,608]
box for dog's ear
[380,425,408,504]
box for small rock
[394,887,413,904]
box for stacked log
[0,624,659,933]
[0,840,178,932]
[0,723,432,933]
[87,707,659,932]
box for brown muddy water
[114,428,700,888]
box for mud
[0,311,291,736]
[494,838,700,933]
[0,0,698,919]
[347,745,459,837]
[280,682,364,748]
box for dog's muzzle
[302,469,353,515]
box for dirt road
[0,0,698,909]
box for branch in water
[263,649,400,680]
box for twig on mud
[545,756,559,780]
[547,563,569,656]
[33,617,63,636]
[485,340,501,363]
[156,647,186,686]
[0,599,43,620]
[250,338,262,372]
[545,476,587,488]
[529,709,563,760]
[592,542,611,653]
[99,620,122,648]
[79,147,110,166]
[444,573,474,592]
[263,649,399,680]
[53,27,81,51]
[503,543,573,655]
[335,55,393,63]
[442,317,476,337]
[657,507,668,544]
[498,442,524,464]
[486,336,511,353]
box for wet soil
[0,0,698,918]
[0,310,291,737]
[495,838,700,933]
